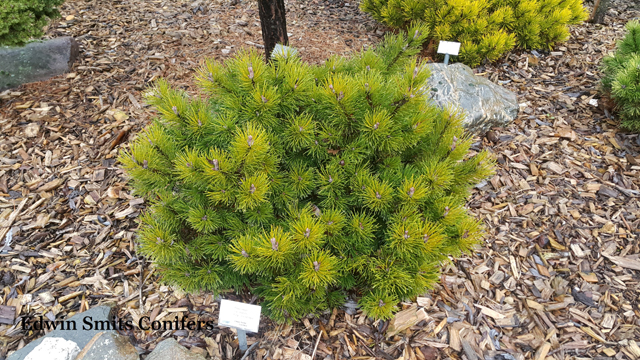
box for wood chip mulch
[1,0,639,359]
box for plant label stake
[437,41,461,65]
[218,299,262,351]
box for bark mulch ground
[1,0,639,359]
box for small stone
[24,338,80,360]
[145,338,206,360]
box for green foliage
[601,21,640,132]
[360,0,587,67]
[0,0,65,46]
[121,25,494,322]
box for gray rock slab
[8,304,116,360]
[424,63,518,134]
[76,332,139,360]
[0,37,79,91]
[23,338,80,360]
[145,338,206,360]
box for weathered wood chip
[0,305,16,325]
[602,254,640,271]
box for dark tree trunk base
[589,0,611,24]
[258,0,289,61]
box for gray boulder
[145,338,206,360]
[0,37,79,91]
[425,63,518,134]
[8,304,116,360]
[75,332,139,360]
[23,338,80,360]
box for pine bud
[443,206,450,217]
[329,84,335,93]
[186,162,192,168]
[185,272,190,277]
[172,106,179,116]
[413,66,418,79]
[249,184,256,194]
[208,72,213,81]
[304,228,311,238]
[294,78,299,89]
[337,91,344,102]
[271,237,279,251]
[313,261,320,272]
[413,29,420,39]
[247,135,254,147]
[209,159,219,171]
[156,237,163,244]
[359,222,364,230]
[201,215,207,221]
[375,192,381,199]
[143,160,148,169]
[299,126,304,132]
[328,175,333,183]
[451,136,458,151]
[404,230,410,239]
[408,187,415,198]
[198,119,202,127]
[373,122,379,129]
[378,299,385,307]
[241,249,249,257]
[248,62,254,80]
[366,65,370,72]
[462,230,469,239]
[339,160,345,166]
[312,205,322,217]
[364,83,370,92]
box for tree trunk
[589,0,611,24]
[258,0,289,61]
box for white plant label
[218,299,261,333]
[437,41,461,56]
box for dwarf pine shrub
[0,0,65,46]
[121,25,493,322]
[602,21,640,132]
[360,0,587,67]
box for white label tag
[218,299,262,333]
[437,41,461,56]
